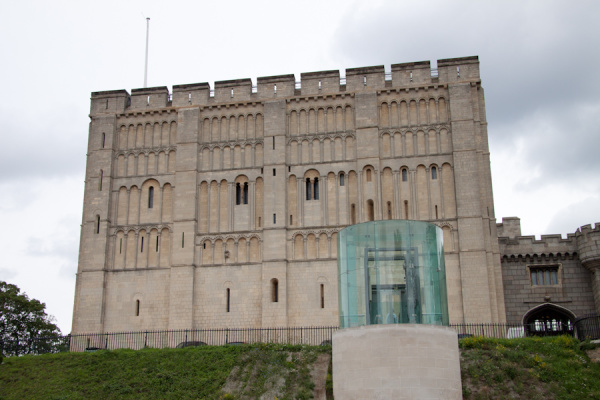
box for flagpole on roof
[144,17,150,88]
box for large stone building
[72,55,597,334]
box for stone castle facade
[72,55,597,334]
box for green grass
[2,336,600,400]
[0,343,329,400]
[460,336,600,399]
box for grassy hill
[1,336,599,399]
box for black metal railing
[575,315,600,341]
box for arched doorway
[522,304,575,337]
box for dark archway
[522,304,575,337]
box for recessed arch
[522,303,576,337]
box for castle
[71,56,600,334]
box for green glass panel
[337,220,449,328]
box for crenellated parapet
[576,223,600,270]
[89,56,482,114]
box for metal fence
[4,319,599,357]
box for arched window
[226,288,231,312]
[339,173,345,186]
[95,215,100,234]
[402,169,408,182]
[367,200,374,221]
[313,178,319,200]
[243,183,248,204]
[236,183,241,205]
[366,169,372,182]
[135,300,140,316]
[320,284,325,309]
[148,186,154,208]
[101,132,106,148]
[431,166,437,180]
[271,279,279,303]
[306,178,312,200]
[99,170,103,191]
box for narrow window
[271,279,279,302]
[272,136,275,150]
[351,204,356,224]
[318,80,322,90]
[182,232,185,248]
[101,133,106,148]
[261,167,264,174]
[274,84,277,94]
[306,178,312,200]
[226,289,230,312]
[290,215,293,225]
[431,166,437,180]
[366,169,372,182]
[156,237,159,252]
[273,168,276,176]
[203,242,206,249]
[410,71,413,82]
[320,284,325,309]
[119,238,123,254]
[313,177,319,200]
[188,92,192,103]
[243,183,248,204]
[148,186,154,208]
[435,205,438,219]
[231,89,234,98]
[387,201,392,220]
[147,95,150,106]
[258,217,262,227]
[363,76,367,86]
[288,166,291,172]
[339,173,345,186]
[96,215,100,234]
[105,99,109,109]
[457,66,460,77]
[136,300,140,316]
[140,237,144,252]
[367,200,374,221]
[236,183,241,205]
[99,170,103,191]
[404,200,409,219]
[402,169,408,182]
[273,213,276,224]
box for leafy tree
[0,281,65,356]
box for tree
[0,281,65,356]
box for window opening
[140,237,144,252]
[290,215,293,225]
[273,213,276,224]
[182,232,184,248]
[306,178,312,200]
[226,288,230,312]
[272,136,275,150]
[435,205,438,219]
[313,177,319,200]
[339,173,345,186]
[105,99,109,109]
[231,89,234,98]
[271,279,279,302]
[318,80,322,90]
[288,166,291,172]
[99,170,103,191]
[273,168,276,176]
[203,242,206,249]
[258,217,261,227]
[243,183,248,204]
[402,169,408,182]
[366,169,372,182]
[404,200,409,219]
[148,186,154,208]
[96,215,100,234]
[147,95,150,106]
[351,204,356,224]
[363,76,367,86]
[101,133,105,148]
[188,92,192,103]
[261,167,264,174]
[367,200,374,221]
[457,66,460,77]
[410,71,413,82]
[119,238,123,254]
[236,183,241,205]
[387,201,392,220]
[530,266,559,286]
[431,166,437,180]
[136,300,140,316]
[320,284,324,309]
[156,237,159,252]
[274,84,277,94]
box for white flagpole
[144,17,150,88]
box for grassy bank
[1,336,599,399]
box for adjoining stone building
[73,55,512,334]
[498,217,600,332]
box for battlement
[575,223,600,270]
[89,56,481,114]
[576,222,600,236]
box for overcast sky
[1,0,598,333]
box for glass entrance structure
[337,220,449,328]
